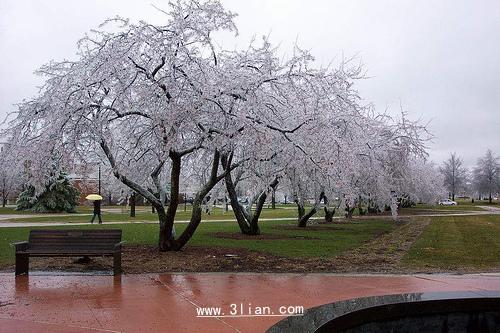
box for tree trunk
[224,168,253,234]
[358,199,366,216]
[271,188,276,209]
[296,191,323,227]
[172,194,203,250]
[158,153,181,251]
[222,155,279,235]
[173,151,223,249]
[322,195,335,223]
[345,205,355,219]
[223,177,270,235]
[297,206,317,227]
[129,192,136,217]
[101,137,199,252]
[324,207,335,223]
[157,204,173,250]
[248,191,267,235]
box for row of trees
[440,150,500,203]
[1,0,443,251]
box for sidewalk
[1,273,499,332]
[0,216,311,228]
[0,209,498,228]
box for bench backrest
[28,229,122,251]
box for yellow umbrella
[86,194,103,201]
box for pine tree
[16,172,80,213]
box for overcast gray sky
[1,0,499,167]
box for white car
[438,199,457,206]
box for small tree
[440,153,468,201]
[473,149,499,203]
[16,172,80,213]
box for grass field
[2,199,493,223]
[403,214,500,270]
[0,218,395,267]
[1,201,498,272]
[1,205,313,223]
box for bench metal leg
[15,253,29,276]
[113,252,122,275]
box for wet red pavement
[0,273,499,332]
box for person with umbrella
[86,194,103,224]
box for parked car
[438,199,457,206]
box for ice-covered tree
[0,148,24,207]
[473,149,499,203]
[16,168,80,213]
[440,153,468,200]
[4,0,353,248]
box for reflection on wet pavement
[0,273,499,332]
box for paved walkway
[0,208,498,228]
[0,273,499,332]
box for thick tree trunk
[296,203,305,222]
[297,205,317,227]
[224,168,253,234]
[157,204,174,250]
[296,191,324,227]
[322,195,335,223]
[222,155,277,235]
[224,182,266,235]
[345,205,355,219]
[173,151,223,249]
[158,153,181,251]
[324,207,335,223]
[248,191,267,235]
[173,193,203,250]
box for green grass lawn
[0,218,395,267]
[3,199,490,224]
[0,207,35,215]
[3,206,310,223]
[403,214,500,270]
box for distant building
[67,164,99,204]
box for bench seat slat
[22,251,115,256]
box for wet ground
[0,273,499,332]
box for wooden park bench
[13,229,125,276]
